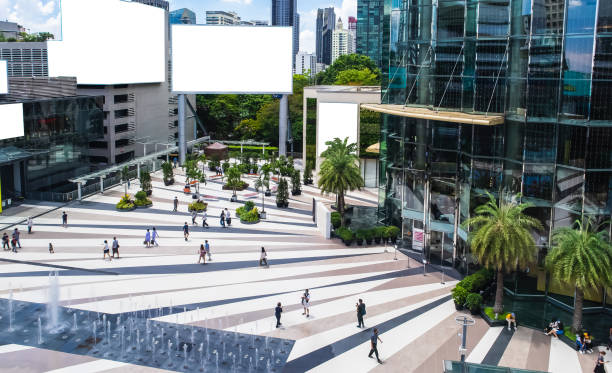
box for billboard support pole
[178,93,186,165]
[279,94,288,156]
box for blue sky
[1,0,356,53]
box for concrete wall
[315,200,331,239]
[360,158,379,188]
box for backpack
[361,303,366,315]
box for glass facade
[0,96,104,199]
[379,0,612,310]
[357,0,384,68]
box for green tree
[317,137,364,221]
[462,193,543,316]
[317,54,381,85]
[546,219,612,333]
[225,166,242,197]
[121,166,130,195]
[335,68,379,86]
[139,170,152,194]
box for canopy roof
[361,104,504,126]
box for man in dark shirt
[183,222,189,241]
[173,197,178,212]
[356,299,366,328]
[62,211,68,227]
[275,302,283,328]
[368,328,383,363]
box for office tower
[271,0,299,62]
[348,16,357,53]
[316,7,335,65]
[169,8,196,25]
[206,11,241,25]
[295,51,317,79]
[331,18,354,64]
[356,0,382,67]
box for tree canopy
[317,54,381,85]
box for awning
[365,142,380,154]
[361,104,504,126]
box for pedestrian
[259,247,268,267]
[173,157,178,168]
[103,240,112,261]
[183,222,190,241]
[48,242,54,254]
[506,312,517,331]
[127,178,131,189]
[62,211,68,228]
[356,299,366,328]
[2,233,9,250]
[220,211,226,228]
[12,228,21,248]
[205,240,212,261]
[275,302,283,328]
[173,196,178,212]
[302,289,310,317]
[198,244,206,264]
[202,211,209,228]
[152,227,160,247]
[112,236,120,258]
[27,217,33,234]
[595,350,609,373]
[11,237,17,253]
[368,328,383,364]
[192,210,198,225]
[225,208,232,227]
[145,229,151,248]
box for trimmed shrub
[116,194,135,210]
[331,212,341,229]
[240,207,260,223]
[451,285,468,306]
[188,201,208,212]
[244,200,255,211]
[336,227,354,242]
[465,293,483,312]
[384,225,400,240]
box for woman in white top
[27,217,33,234]
[259,246,268,267]
[302,289,311,317]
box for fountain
[137,329,141,352]
[175,330,180,351]
[93,320,97,345]
[37,317,42,344]
[183,343,188,368]
[72,313,77,330]
[47,272,60,331]
[8,290,14,332]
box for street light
[394,243,398,260]
[455,316,475,362]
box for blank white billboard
[0,61,7,94]
[48,0,165,85]
[317,103,359,156]
[172,25,293,94]
[0,103,24,140]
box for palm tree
[317,137,364,222]
[546,218,612,333]
[462,193,542,316]
[121,166,130,195]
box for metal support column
[137,163,140,179]
[178,94,187,164]
[99,176,104,194]
[279,94,288,156]
[77,182,82,201]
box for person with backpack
[302,289,310,317]
[356,298,366,328]
[183,222,190,241]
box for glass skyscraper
[356,0,383,68]
[272,0,299,62]
[169,8,196,25]
[377,0,612,316]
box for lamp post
[394,243,398,260]
[455,316,475,362]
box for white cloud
[336,0,357,25]
[37,0,55,15]
[1,0,60,36]
[300,29,315,54]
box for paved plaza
[0,169,609,373]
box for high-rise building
[206,11,241,25]
[271,0,299,63]
[295,51,317,79]
[331,18,354,64]
[348,16,357,31]
[375,0,612,325]
[169,8,196,25]
[356,0,382,68]
[348,16,357,53]
[316,8,335,65]
[132,0,168,11]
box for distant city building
[206,11,240,25]
[348,16,357,30]
[240,20,269,26]
[132,0,169,11]
[348,16,357,53]
[169,8,196,25]
[0,42,48,77]
[332,18,355,64]
[272,0,299,63]
[295,51,317,79]
[356,0,383,67]
[0,21,25,40]
[316,7,335,65]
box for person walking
[27,217,33,234]
[152,227,160,247]
[205,240,212,261]
[275,302,283,328]
[302,290,311,318]
[173,196,179,212]
[145,229,151,248]
[11,236,17,253]
[48,242,54,254]
[368,328,383,364]
[594,350,609,373]
[220,211,226,228]
[2,232,9,250]
[12,228,21,248]
[112,237,120,258]
[183,222,190,241]
[192,210,198,225]
[259,247,268,267]
[225,208,231,227]
[356,299,366,328]
[103,240,112,261]
[202,211,209,228]
[62,211,68,228]
[198,244,207,264]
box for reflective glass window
[566,0,597,34]
[584,172,612,215]
[598,0,612,34]
[554,166,584,213]
[557,125,586,168]
[524,123,555,163]
[586,127,612,169]
[523,164,553,200]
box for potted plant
[355,229,367,246]
[303,164,313,185]
[465,293,483,315]
[161,162,174,186]
[254,176,268,219]
[139,170,152,196]
[365,229,375,245]
[134,190,152,208]
[121,166,130,194]
[337,227,354,246]
[291,170,301,196]
[374,226,386,244]
[451,286,468,310]
[116,194,135,211]
[276,178,289,208]
[331,212,341,230]
[188,200,208,212]
[384,225,400,244]
[225,166,243,202]
[261,163,272,196]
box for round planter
[116,206,136,212]
[164,179,175,186]
[145,190,152,196]
[470,307,481,315]
[230,195,239,202]
[135,204,153,209]
[240,219,260,225]
[454,302,464,311]
[291,190,301,196]
[343,240,353,247]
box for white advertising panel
[0,103,24,140]
[0,61,7,94]
[48,0,165,85]
[171,25,293,94]
[317,103,359,156]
